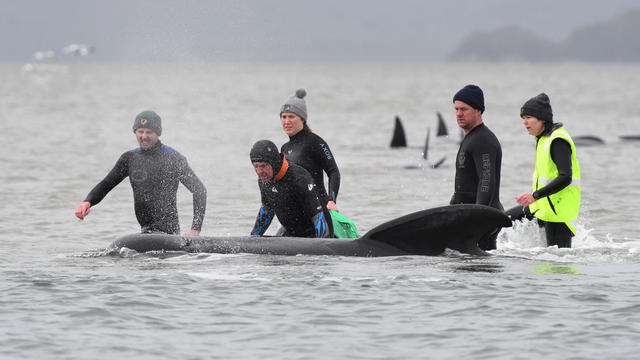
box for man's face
[253,162,274,182]
[454,100,482,132]
[135,128,159,150]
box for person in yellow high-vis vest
[506,93,581,248]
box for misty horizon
[3,0,639,64]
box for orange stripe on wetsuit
[274,157,289,181]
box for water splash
[496,218,640,263]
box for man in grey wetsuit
[74,111,207,235]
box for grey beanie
[520,93,553,123]
[133,110,162,136]
[280,89,308,120]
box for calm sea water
[2,62,640,359]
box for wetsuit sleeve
[471,144,500,206]
[533,139,572,200]
[313,137,340,202]
[84,153,129,206]
[251,205,275,236]
[178,158,207,232]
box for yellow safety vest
[528,126,581,234]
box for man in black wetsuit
[74,111,207,235]
[450,85,503,250]
[249,140,330,238]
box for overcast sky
[2,0,638,63]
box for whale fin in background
[573,135,605,146]
[430,157,446,169]
[436,112,448,137]
[422,127,446,168]
[423,127,430,160]
[390,116,407,148]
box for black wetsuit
[251,162,329,238]
[450,123,503,250]
[506,124,574,247]
[281,129,340,205]
[84,141,207,234]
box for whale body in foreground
[110,204,512,257]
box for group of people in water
[75,84,581,250]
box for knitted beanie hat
[280,89,308,121]
[133,110,162,136]
[453,85,485,113]
[520,93,553,122]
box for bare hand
[515,193,536,207]
[327,201,339,212]
[184,229,200,236]
[75,201,91,220]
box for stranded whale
[111,204,512,257]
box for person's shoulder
[477,123,501,144]
[465,124,501,151]
[288,162,313,179]
[288,162,306,173]
[307,131,327,143]
[159,144,179,154]
[121,148,139,159]
[159,144,188,160]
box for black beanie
[520,93,553,122]
[250,140,283,174]
[133,111,162,136]
[453,85,485,113]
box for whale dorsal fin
[390,116,407,148]
[436,112,448,137]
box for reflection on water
[453,262,504,273]
[533,263,580,275]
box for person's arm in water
[178,157,207,236]
[516,139,572,207]
[251,204,275,236]
[75,153,129,220]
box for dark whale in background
[389,115,446,169]
[573,135,605,146]
[436,112,448,137]
[390,113,451,148]
[111,204,512,257]
[554,135,640,146]
[620,135,640,141]
[390,116,407,148]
